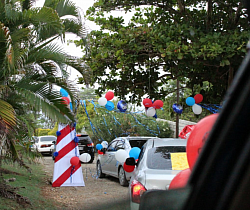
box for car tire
[97,161,105,178]
[118,166,129,187]
[88,158,94,163]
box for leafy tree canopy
[77,0,249,104]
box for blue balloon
[172,103,183,114]
[117,100,127,112]
[153,114,157,119]
[96,144,103,150]
[74,137,79,143]
[56,131,61,136]
[70,102,73,111]
[105,101,114,111]
[186,97,195,106]
[53,152,59,157]
[60,88,68,97]
[129,147,141,160]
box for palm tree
[0,0,90,181]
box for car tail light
[40,144,52,148]
[87,143,94,147]
[131,180,147,204]
[76,134,82,137]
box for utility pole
[176,79,180,138]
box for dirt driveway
[41,155,130,210]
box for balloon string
[70,166,75,183]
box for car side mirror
[52,141,56,144]
[125,157,136,166]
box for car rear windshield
[77,135,92,144]
[147,146,186,170]
[40,136,56,142]
[129,140,148,149]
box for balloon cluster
[169,114,218,189]
[96,141,109,155]
[186,94,203,115]
[142,98,164,117]
[60,88,73,111]
[114,147,141,173]
[98,91,128,112]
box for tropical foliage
[0,0,89,199]
[76,0,249,105]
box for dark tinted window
[147,146,186,170]
[129,140,147,149]
[77,135,92,144]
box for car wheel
[88,158,94,163]
[97,161,105,178]
[118,166,129,187]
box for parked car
[31,135,57,155]
[51,134,95,163]
[96,136,157,186]
[129,138,187,210]
[77,134,95,163]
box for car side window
[115,140,125,150]
[107,141,117,151]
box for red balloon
[169,168,191,190]
[153,100,164,109]
[98,150,104,155]
[186,114,218,169]
[123,163,135,173]
[105,91,114,101]
[143,98,152,108]
[70,156,80,166]
[194,94,203,104]
[62,97,70,105]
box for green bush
[36,128,51,136]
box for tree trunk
[176,79,180,138]
[228,66,234,89]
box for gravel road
[41,155,130,210]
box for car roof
[116,136,157,140]
[149,138,187,147]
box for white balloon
[101,141,108,149]
[192,104,202,115]
[79,153,91,163]
[146,107,156,117]
[115,149,129,163]
[98,97,107,106]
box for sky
[35,0,134,89]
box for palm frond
[56,0,78,17]
[0,99,16,131]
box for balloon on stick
[101,141,108,149]
[169,168,191,190]
[70,156,80,166]
[123,162,135,173]
[105,91,114,101]
[117,100,128,112]
[146,107,156,117]
[115,149,129,163]
[96,144,103,150]
[105,101,115,111]
[98,97,107,106]
[153,100,164,109]
[79,153,91,163]
[194,94,203,104]
[143,98,153,108]
[60,88,69,97]
[192,104,202,115]
[61,97,70,105]
[186,114,218,169]
[129,147,141,160]
[186,97,195,106]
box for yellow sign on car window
[170,152,189,170]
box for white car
[129,138,187,210]
[96,136,157,186]
[31,135,57,155]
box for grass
[0,159,61,210]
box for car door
[101,140,118,174]
[109,139,126,176]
